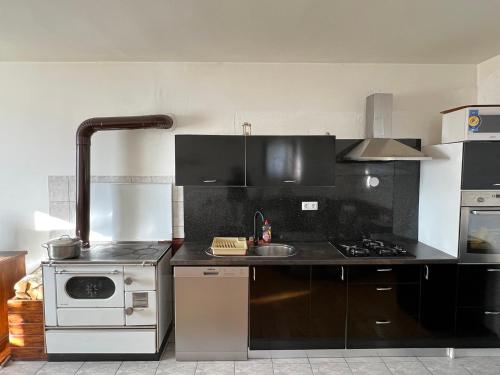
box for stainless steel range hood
[345,93,432,161]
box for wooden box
[8,300,46,360]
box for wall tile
[48,176,69,202]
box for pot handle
[41,243,48,249]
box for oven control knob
[477,197,485,203]
[125,307,134,315]
[124,277,133,285]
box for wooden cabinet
[246,136,335,186]
[456,265,500,347]
[249,266,311,350]
[175,135,245,186]
[419,264,457,347]
[310,266,346,349]
[0,251,27,363]
[8,300,46,360]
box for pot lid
[46,235,81,246]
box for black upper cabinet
[246,136,335,186]
[175,135,245,186]
[419,264,457,347]
[462,142,500,189]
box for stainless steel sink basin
[253,244,296,257]
[205,243,297,257]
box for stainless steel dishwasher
[174,266,249,361]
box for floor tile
[156,359,197,375]
[0,361,45,375]
[115,361,159,375]
[273,363,313,375]
[75,362,122,375]
[311,362,352,375]
[382,356,419,363]
[36,362,84,375]
[385,361,431,375]
[417,358,470,375]
[345,357,384,363]
[309,358,347,364]
[306,350,345,358]
[235,361,273,375]
[460,361,500,375]
[195,361,235,375]
[348,362,391,375]
[273,358,309,365]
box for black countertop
[171,241,457,266]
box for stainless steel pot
[42,235,83,260]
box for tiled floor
[2,335,500,375]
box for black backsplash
[183,139,420,242]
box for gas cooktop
[334,239,415,258]
[41,241,171,264]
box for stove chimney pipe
[75,115,174,247]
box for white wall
[478,54,500,103]
[0,62,476,270]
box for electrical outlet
[302,201,318,210]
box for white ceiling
[1,0,500,64]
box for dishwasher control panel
[174,266,249,278]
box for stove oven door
[56,266,124,308]
[460,207,500,263]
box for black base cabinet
[346,265,421,348]
[310,266,347,349]
[418,264,457,347]
[455,265,500,348]
[250,264,459,350]
[249,266,311,350]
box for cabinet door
[458,265,500,308]
[310,266,347,349]
[249,266,310,350]
[246,136,335,186]
[462,142,500,189]
[175,135,245,186]
[419,264,457,347]
[456,308,500,348]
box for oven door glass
[65,277,116,299]
[56,266,124,308]
[461,208,500,259]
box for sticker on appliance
[468,109,481,132]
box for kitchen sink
[253,244,296,257]
[205,243,297,257]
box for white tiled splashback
[47,176,184,239]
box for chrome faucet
[253,210,265,246]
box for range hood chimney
[344,93,432,161]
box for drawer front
[347,284,420,348]
[458,265,500,307]
[8,312,43,324]
[456,307,500,347]
[349,265,420,284]
[9,323,44,336]
[9,334,45,348]
[124,266,156,291]
[57,308,125,326]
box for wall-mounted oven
[460,191,500,263]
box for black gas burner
[336,239,414,258]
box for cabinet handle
[425,265,429,281]
[377,268,392,272]
[376,287,392,291]
[484,311,500,315]
[203,179,217,183]
[487,269,500,272]
[253,267,256,282]
[341,266,344,281]
[375,320,391,325]
[282,180,297,183]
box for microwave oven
[442,105,500,143]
